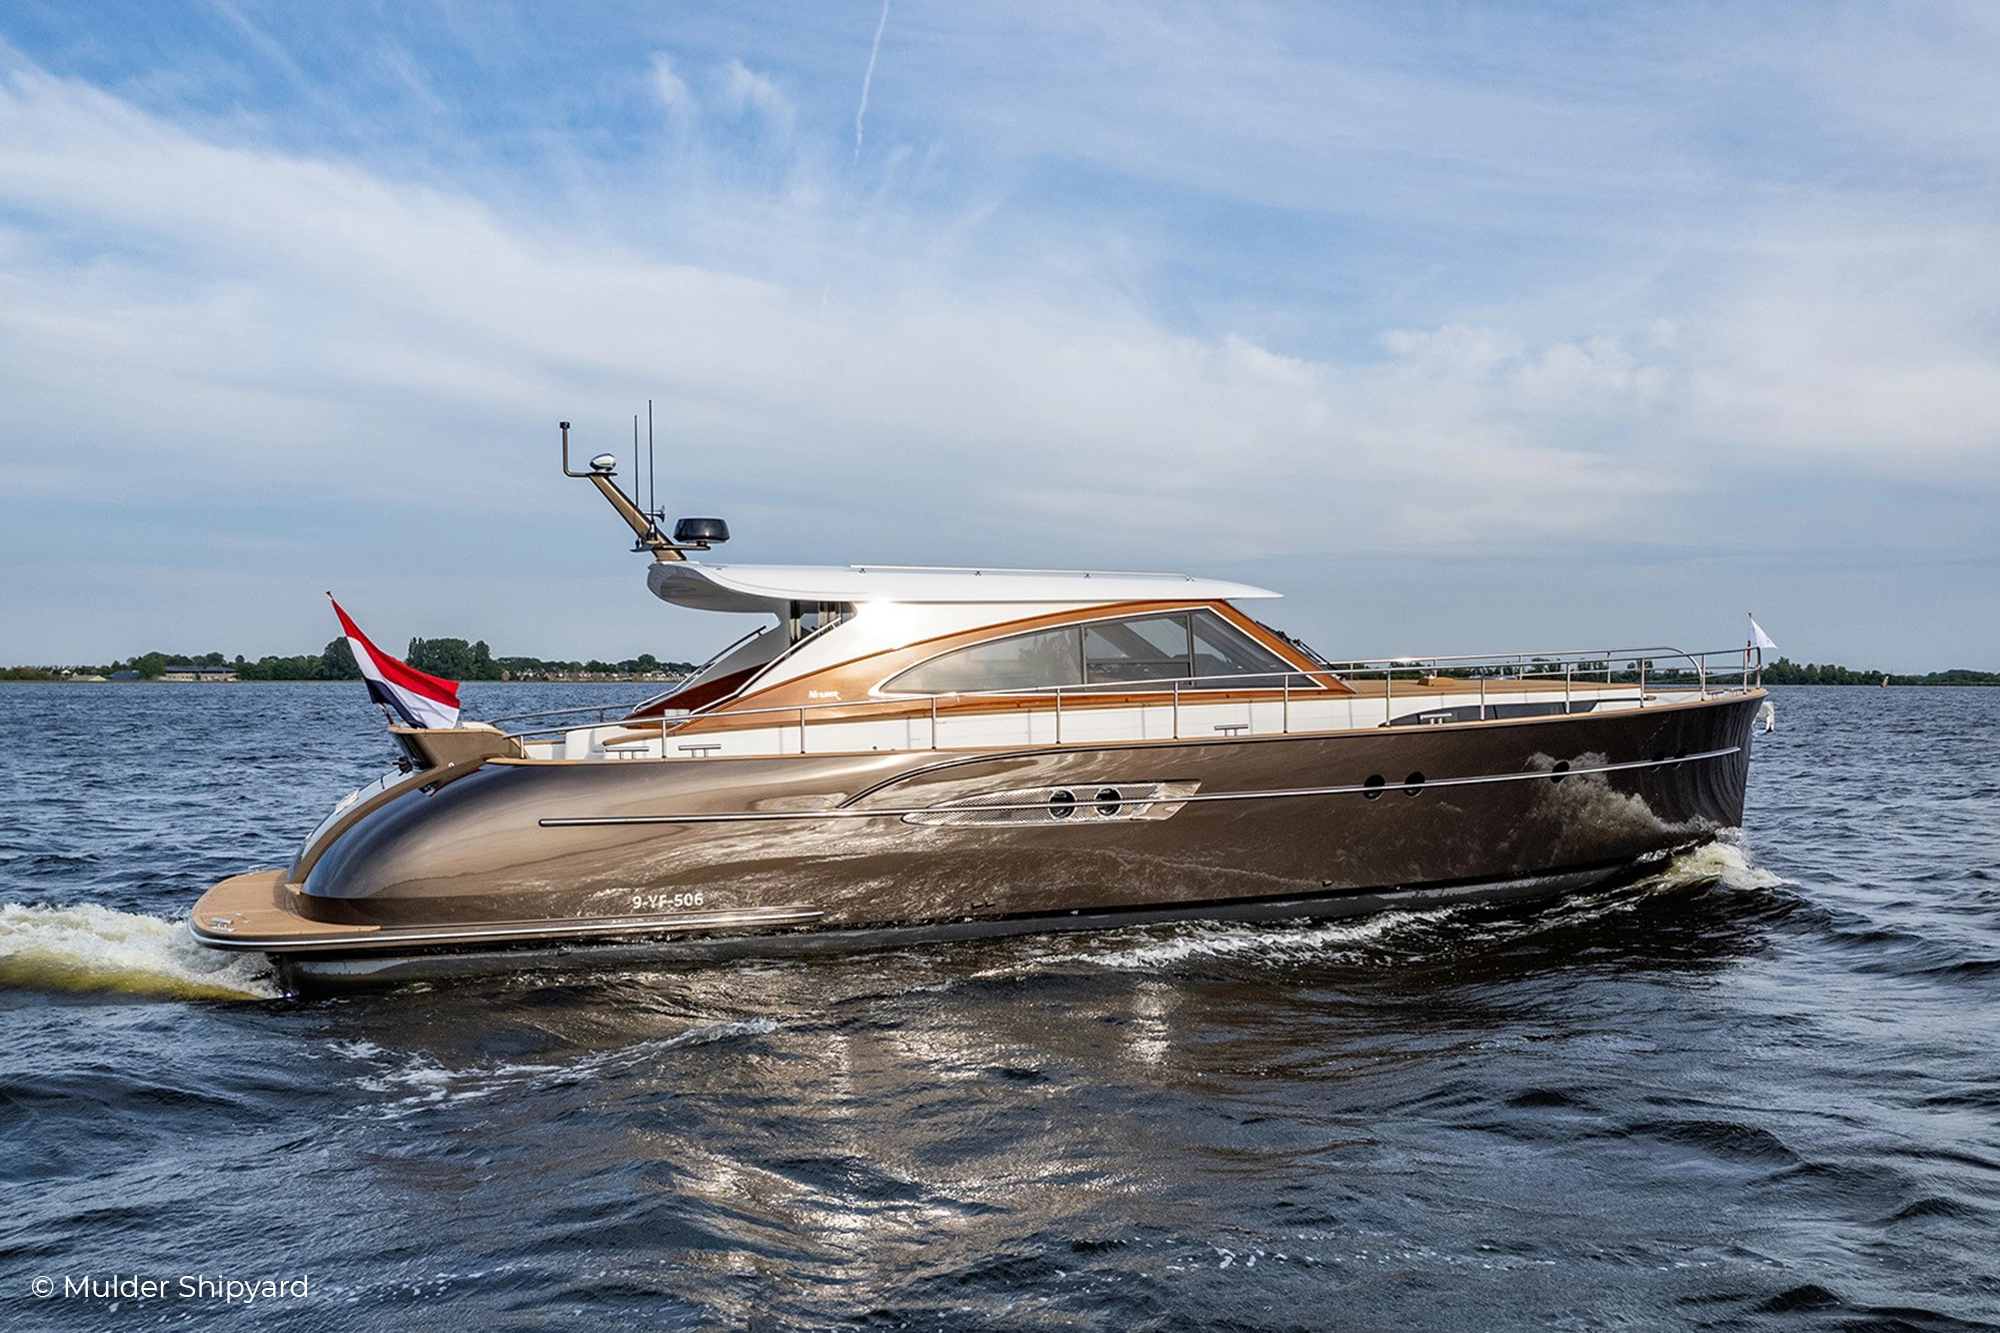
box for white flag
[1748,615,1777,653]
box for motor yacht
[190,424,1765,990]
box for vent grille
[903,781,1199,827]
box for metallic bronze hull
[191,692,1760,989]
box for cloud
[1517,336,1672,408]
[0,52,1680,560]
[651,53,695,123]
[0,6,1997,667]
[721,59,794,140]
[1685,207,2000,465]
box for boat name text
[633,892,707,912]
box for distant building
[108,670,140,682]
[159,666,239,682]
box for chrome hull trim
[536,747,1740,826]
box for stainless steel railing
[485,700,666,729]
[498,643,1761,755]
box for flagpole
[329,590,395,731]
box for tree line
[2,638,697,681]
[1758,658,2000,686]
[403,637,695,681]
[0,643,363,682]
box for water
[2,682,1996,1330]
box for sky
[1,1,1996,671]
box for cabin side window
[887,625,1084,694]
[1083,614,1192,684]
[882,609,1297,695]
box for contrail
[853,0,890,164]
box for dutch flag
[329,596,462,730]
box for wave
[1641,833,1785,895]
[0,902,278,1000]
[1078,908,1451,971]
[661,1016,781,1048]
[329,1018,783,1119]
[1050,836,1788,972]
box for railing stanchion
[798,706,807,755]
[1054,686,1062,746]
[1479,675,1486,721]
[1385,668,1393,727]
[1282,675,1290,735]
[1173,682,1180,739]
[1564,666,1572,714]
[930,694,938,750]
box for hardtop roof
[647,562,1281,614]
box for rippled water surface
[2,683,1996,1330]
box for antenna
[647,399,657,521]
[555,416,727,561]
[558,421,593,477]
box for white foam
[0,901,279,1000]
[1635,833,1785,895]
[1012,839,1786,973]
[338,1016,783,1119]
[1072,907,1457,971]
[659,1016,780,1048]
